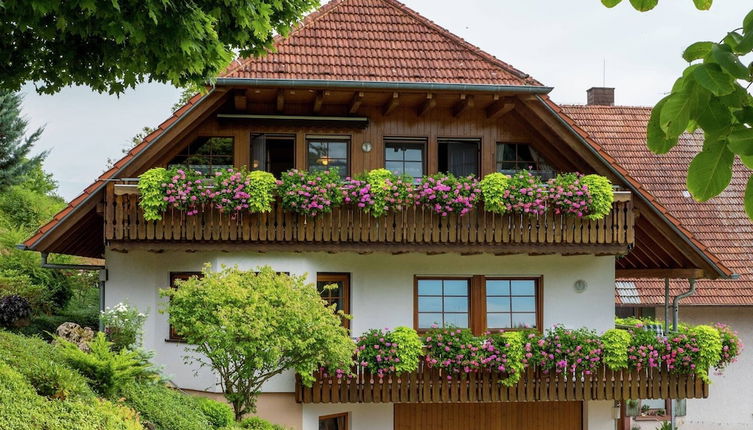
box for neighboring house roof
[223,0,541,86]
[562,105,753,306]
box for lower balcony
[295,361,708,404]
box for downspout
[669,278,696,430]
[663,278,670,334]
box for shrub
[0,330,92,400]
[277,169,344,216]
[236,416,289,430]
[580,174,614,219]
[247,170,278,213]
[0,294,31,326]
[195,396,234,429]
[547,172,592,217]
[478,172,511,214]
[56,332,160,398]
[342,169,414,217]
[414,173,480,216]
[601,329,631,370]
[117,381,211,430]
[0,270,47,312]
[714,323,743,370]
[138,167,171,221]
[100,302,147,350]
[355,326,422,376]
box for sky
[18,0,752,200]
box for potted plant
[626,399,641,417]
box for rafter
[417,93,436,117]
[383,92,400,116]
[452,94,474,117]
[485,95,515,119]
[313,90,330,113]
[616,268,706,279]
[233,93,247,111]
[276,89,285,112]
[349,91,364,114]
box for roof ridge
[562,103,653,110]
[377,0,540,85]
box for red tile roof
[223,0,541,86]
[562,105,753,306]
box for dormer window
[168,136,234,175]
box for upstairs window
[485,278,539,330]
[438,138,479,177]
[416,278,470,329]
[307,137,349,178]
[168,137,234,175]
[251,133,295,178]
[317,273,351,328]
[496,143,554,177]
[385,138,426,179]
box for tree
[161,266,354,420]
[0,0,319,95]
[0,90,46,192]
[601,1,753,219]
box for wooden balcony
[295,361,708,404]
[104,181,634,254]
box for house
[21,0,749,429]
[564,104,753,430]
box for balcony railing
[104,181,634,254]
[295,361,708,404]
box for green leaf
[736,32,753,54]
[647,98,678,154]
[741,155,753,170]
[745,175,753,221]
[660,91,698,138]
[697,97,732,136]
[727,127,753,156]
[687,144,734,201]
[683,41,714,62]
[692,63,735,96]
[735,106,753,125]
[692,0,712,10]
[629,0,658,11]
[723,32,743,51]
[601,0,623,6]
[744,9,753,34]
[712,44,751,80]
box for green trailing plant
[356,326,422,376]
[490,331,526,387]
[479,172,511,214]
[714,323,743,370]
[688,324,723,382]
[247,170,278,213]
[601,329,631,370]
[580,174,614,220]
[56,332,160,398]
[137,168,171,221]
[389,326,423,373]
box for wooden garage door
[394,402,582,430]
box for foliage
[195,396,235,429]
[342,169,415,217]
[277,169,344,216]
[56,332,160,398]
[0,295,32,327]
[0,330,93,401]
[236,416,289,430]
[502,170,549,215]
[547,173,591,217]
[117,382,212,430]
[247,171,278,213]
[601,329,631,370]
[714,323,743,370]
[0,0,319,95]
[684,324,722,381]
[207,168,277,214]
[161,265,355,419]
[414,173,481,216]
[580,175,614,219]
[0,362,142,430]
[422,327,486,377]
[355,326,422,376]
[530,326,604,375]
[603,2,753,219]
[100,302,148,351]
[162,168,207,216]
[0,90,46,191]
[138,168,171,221]
[14,286,100,339]
[479,172,511,214]
[489,331,527,386]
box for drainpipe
[669,278,697,430]
[663,278,670,334]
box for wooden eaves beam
[276,89,285,112]
[452,94,474,117]
[383,92,400,116]
[233,93,247,111]
[616,268,707,279]
[349,91,364,114]
[417,93,436,117]
[313,90,330,113]
[486,95,515,119]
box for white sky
[18,0,752,200]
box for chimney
[587,87,615,106]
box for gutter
[672,279,697,331]
[215,78,553,95]
[39,252,105,271]
[535,96,731,280]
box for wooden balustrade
[295,361,708,404]
[104,182,634,254]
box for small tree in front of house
[161,265,355,420]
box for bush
[489,331,526,386]
[0,330,92,400]
[277,169,344,216]
[580,174,614,219]
[0,294,31,326]
[56,332,160,398]
[601,329,631,370]
[117,382,212,430]
[138,167,171,221]
[100,302,147,350]
[236,416,288,430]
[195,396,234,429]
[478,172,511,214]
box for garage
[394,402,583,430]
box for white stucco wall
[105,248,616,429]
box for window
[438,138,479,177]
[168,272,203,341]
[307,137,349,178]
[319,413,348,430]
[416,278,470,329]
[251,134,295,178]
[415,276,541,333]
[496,143,554,177]
[385,138,425,179]
[168,137,234,175]
[486,279,538,330]
[317,273,350,328]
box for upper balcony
[104,180,634,255]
